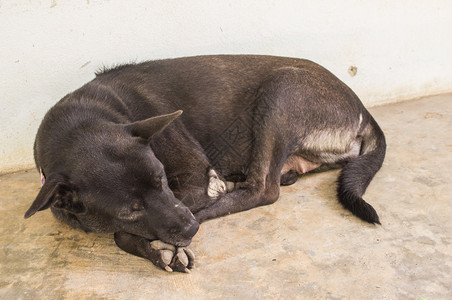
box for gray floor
[1,93,451,299]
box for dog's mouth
[159,221,199,247]
[141,234,191,248]
[133,224,198,248]
[172,239,192,247]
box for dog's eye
[152,175,164,190]
[118,201,144,221]
[132,200,144,211]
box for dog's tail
[337,116,386,224]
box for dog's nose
[184,221,199,239]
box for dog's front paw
[150,240,195,273]
[207,169,227,198]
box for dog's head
[25,110,198,247]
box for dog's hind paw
[150,240,195,273]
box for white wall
[1,0,452,173]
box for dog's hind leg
[194,74,299,223]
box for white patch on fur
[301,128,361,163]
[207,169,227,199]
[360,122,378,153]
[40,168,45,185]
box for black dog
[25,55,386,273]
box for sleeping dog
[25,55,386,273]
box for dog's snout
[184,221,199,239]
[167,221,199,247]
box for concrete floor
[1,93,451,299]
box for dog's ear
[24,173,85,219]
[125,110,182,141]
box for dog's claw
[164,265,173,272]
[169,247,192,273]
[149,240,195,273]
[177,248,189,266]
[183,247,195,268]
[161,249,174,265]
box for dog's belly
[281,155,321,175]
